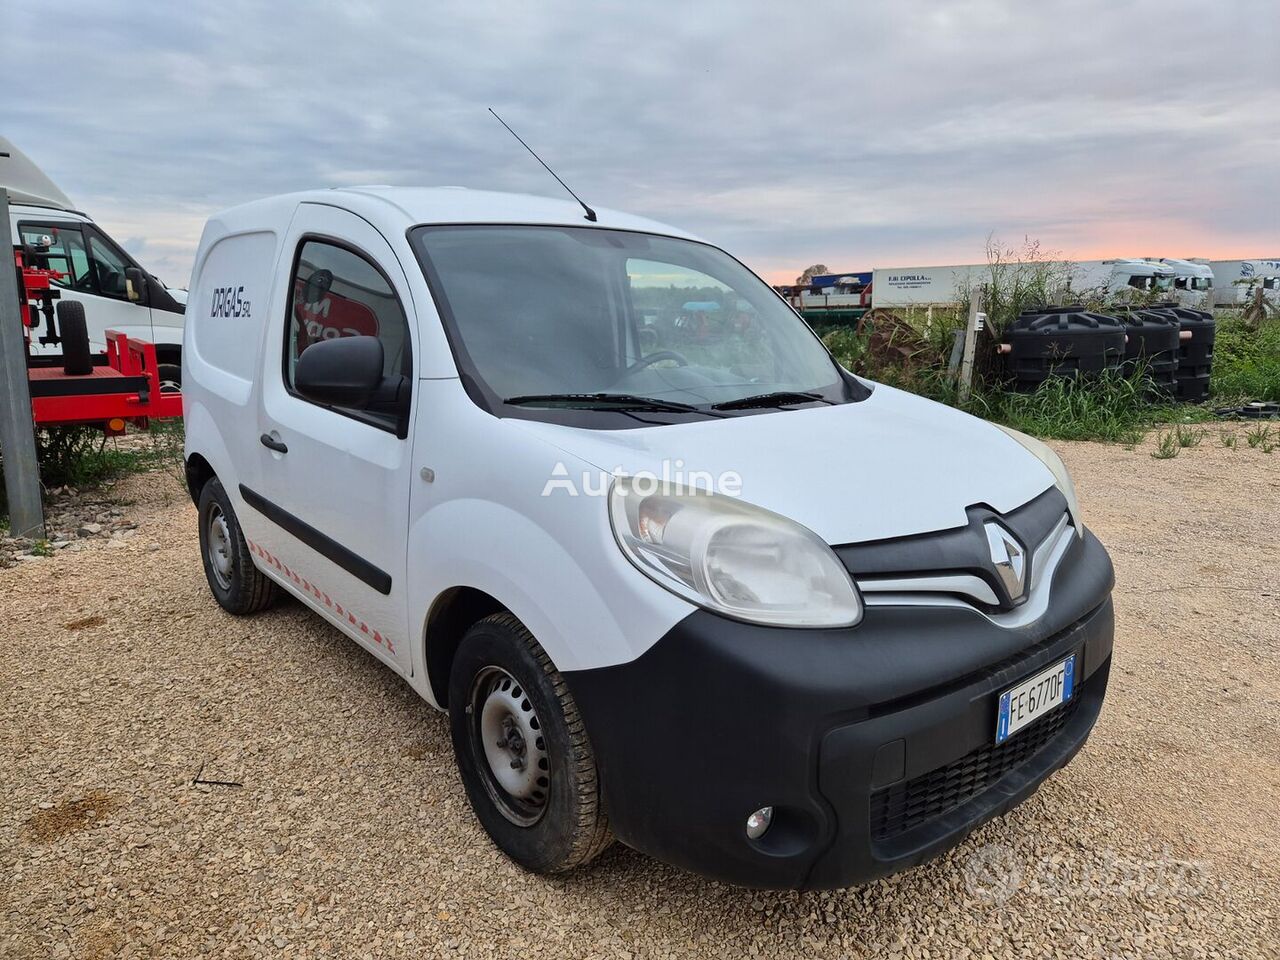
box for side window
[284,238,412,428]
[85,229,134,299]
[18,223,94,290]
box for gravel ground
[2,431,1278,959]
[1,487,150,568]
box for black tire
[158,362,182,394]
[449,613,612,873]
[197,477,277,615]
[57,301,93,376]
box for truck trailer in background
[1193,258,1280,306]
[867,264,980,308]
[775,271,872,322]
[866,259,1179,310]
[783,255,1276,316]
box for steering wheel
[626,350,689,374]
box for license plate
[996,655,1075,745]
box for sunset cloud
[5,0,1276,286]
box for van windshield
[410,225,855,422]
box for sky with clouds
[4,0,1277,285]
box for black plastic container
[1003,306,1127,392]
[1113,306,1181,396]
[1152,303,1216,402]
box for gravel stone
[1,430,1277,957]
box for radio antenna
[488,107,597,222]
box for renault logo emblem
[984,521,1026,600]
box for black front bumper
[564,528,1115,889]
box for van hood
[513,384,1056,545]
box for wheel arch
[424,586,507,708]
[184,452,215,505]
[181,401,238,509]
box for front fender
[407,495,694,705]
[402,383,697,707]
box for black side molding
[238,484,392,595]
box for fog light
[745,806,773,840]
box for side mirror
[295,336,386,407]
[125,267,150,305]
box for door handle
[259,433,288,454]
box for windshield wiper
[711,390,832,411]
[504,392,705,413]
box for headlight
[609,477,862,627]
[995,425,1084,537]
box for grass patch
[1212,314,1280,403]
[1246,423,1272,448]
[1151,431,1180,459]
[34,428,145,488]
[961,372,1168,444]
[1,421,185,524]
[1,427,137,520]
[1175,425,1205,448]
[1245,423,1277,452]
[820,306,1253,444]
[821,326,870,373]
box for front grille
[833,486,1071,613]
[870,695,1081,843]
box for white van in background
[1068,259,1177,299]
[1142,258,1213,308]
[2,137,186,388]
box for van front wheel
[197,477,277,615]
[448,613,613,873]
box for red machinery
[14,243,181,434]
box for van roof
[210,186,700,243]
[1147,257,1213,277]
[0,137,76,210]
[1103,258,1175,276]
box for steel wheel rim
[469,666,550,827]
[207,505,234,590]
